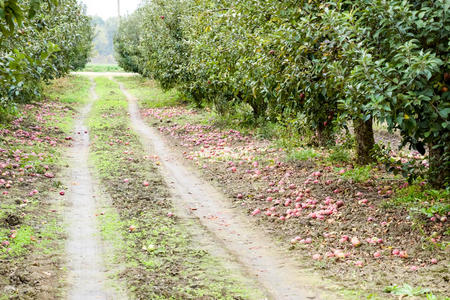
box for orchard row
[0,0,93,115]
[115,0,449,187]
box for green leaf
[438,108,450,119]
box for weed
[82,64,124,72]
[338,165,373,183]
[286,148,318,162]
[37,218,65,255]
[0,226,36,258]
[114,76,181,108]
[44,75,90,105]
[384,284,431,297]
[388,184,450,219]
[327,146,351,163]
[43,75,91,134]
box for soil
[0,101,73,299]
[133,104,449,298]
[64,77,122,299]
[88,76,268,299]
[2,73,446,299]
[119,80,344,300]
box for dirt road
[117,79,335,300]
[65,77,123,300]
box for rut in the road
[117,80,337,300]
[65,78,122,300]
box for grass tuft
[81,64,124,73]
[114,76,181,108]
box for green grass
[286,148,319,162]
[380,184,449,250]
[0,226,37,258]
[44,75,91,134]
[337,165,373,183]
[386,184,450,220]
[37,218,66,255]
[114,76,181,108]
[327,146,352,163]
[81,63,124,73]
[88,76,262,299]
[44,75,90,104]
[383,284,444,299]
[98,208,125,253]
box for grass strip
[88,76,259,299]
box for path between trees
[65,77,123,300]
[63,73,342,299]
[115,77,336,300]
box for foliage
[114,8,144,74]
[372,143,429,183]
[331,0,450,185]
[384,284,431,297]
[0,0,58,35]
[286,148,319,162]
[391,184,450,218]
[115,0,449,187]
[0,0,93,114]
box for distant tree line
[91,16,119,64]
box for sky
[81,0,141,20]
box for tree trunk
[316,121,334,147]
[353,117,375,165]
[428,144,449,188]
[250,100,266,120]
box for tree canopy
[0,0,93,115]
[115,0,449,187]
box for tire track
[117,79,338,300]
[65,77,122,300]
